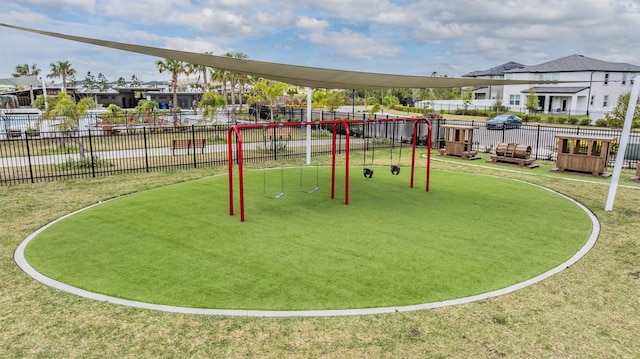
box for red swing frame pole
[227,125,245,221]
[229,120,350,222]
[330,120,350,205]
[409,118,432,191]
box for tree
[231,52,249,118]
[253,80,288,121]
[461,87,473,111]
[133,99,157,124]
[220,52,249,121]
[12,63,41,77]
[382,95,400,109]
[96,73,108,91]
[68,75,78,88]
[130,75,141,87]
[83,71,96,90]
[47,60,76,92]
[38,92,95,156]
[186,51,212,92]
[604,92,640,128]
[198,92,226,122]
[311,90,327,108]
[156,58,188,112]
[366,97,381,117]
[526,86,540,113]
[210,67,229,106]
[325,91,345,112]
[492,97,504,113]
[116,77,127,87]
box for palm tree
[38,92,95,156]
[220,52,250,121]
[253,80,288,121]
[210,66,229,110]
[221,52,239,121]
[47,60,76,92]
[156,58,188,112]
[198,92,226,123]
[13,63,41,77]
[233,52,249,115]
[30,64,41,77]
[186,51,212,92]
[12,64,28,77]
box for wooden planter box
[553,135,614,177]
[438,124,481,160]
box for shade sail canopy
[0,23,562,89]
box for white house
[462,61,525,100]
[501,54,640,120]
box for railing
[1,116,638,186]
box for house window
[590,95,595,106]
[604,73,609,85]
[603,95,609,107]
[622,73,627,85]
[539,73,559,81]
[632,74,636,85]
[509,94,520,106]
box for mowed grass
[23,166,592,311]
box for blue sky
[1,0,640,84]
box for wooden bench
[171,139,206,155]
[7,130,22,138]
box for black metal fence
[1,114,638,186]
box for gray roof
[462,62,525,77]
[520,86,589,94]
[0,75,40,87]
[507,54,640,73]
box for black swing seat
[363,168,374,178]
[391,165,401,175]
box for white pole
[41,77,48,108]
[306,87,312,165]
[605,75,640,211]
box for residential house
[462,61,525,100]
[502,54,640,119]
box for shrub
[595,119,608,127]
[57,155,113,170]
[567,117,579,125]
[579,118,592,126]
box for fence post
[272,126,277,161]
[535,125,541,160]
[25,132,35,183]
[143,127,150,172]
[191,125,197,168]
[88,129,96,177]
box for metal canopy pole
[605,75,640,211]
[306,87,312,165]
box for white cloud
[19,0,96,13]
[3,0,640,80]
[296,16,330,32]
[304,27,400,59]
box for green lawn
[23,167,592,311]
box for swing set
[227,117,432,222]
[362,119,404,178]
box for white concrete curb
[14,177,599,317]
